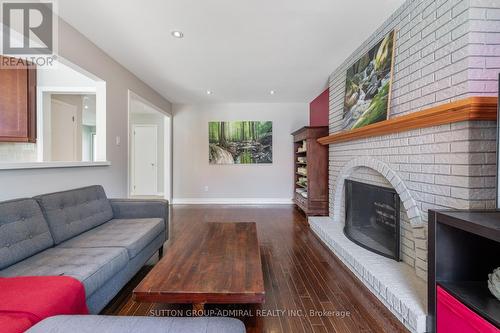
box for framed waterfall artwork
[209,121,273,165]
[342,30,396,130]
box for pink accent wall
[310,88,329,127]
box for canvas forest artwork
[342,30,395,130]
[209,121,273,165]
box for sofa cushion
[26,315,246,333]
[0,247,128,297]
[0,199,54,270]
[35,186,113,244]
[58,218,165,259]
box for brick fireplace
[328,118,497,280]
[309,1,500,332]
[311,117,497,332]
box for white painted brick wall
[327,0,500,281]
[468,0,500,96]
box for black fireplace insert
[344,180,401,261]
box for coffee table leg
[193,303,205,315]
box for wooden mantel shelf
[318,97,498,145]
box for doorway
[128,91,172,200]
[50,99,78,161]
[131,125,158,196]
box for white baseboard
[130,193,164,198]
[172,198,294,205]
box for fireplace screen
[344,180,400,261]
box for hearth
[344,180,400,261]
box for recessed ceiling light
[270,90,276,95]
[171,30,184,38]
[206,90,213,95]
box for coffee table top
[133,222,265,304]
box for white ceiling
[58,0,404,104]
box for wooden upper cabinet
[0,56,37,143]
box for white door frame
[131,124,158,196]
[127,90,173,201]
[164,115,172,201]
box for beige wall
[172,103,308,203]
[0,18,172,201]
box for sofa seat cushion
[0,247,128,297]
[0,199,54,270]
[35,186,113,244]
[58,218,165,259]
[26,315,246,333]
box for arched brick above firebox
[332,156,423,227]
[331,156,430,279]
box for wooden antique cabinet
[292,126,329,216]
[0,56,37,143]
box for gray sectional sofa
[0,185,246,332]
[0,185,168,314]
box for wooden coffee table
[133,222,265,310]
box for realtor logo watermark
[1,0,57,68]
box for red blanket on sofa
[0,276,89,333]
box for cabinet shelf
[292,126,329,217]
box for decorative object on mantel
[342,30,395,130]
[208,121,272,165]
[319,96,498,145]
[489,267,500,301]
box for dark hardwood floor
[102,205,409,333]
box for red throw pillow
[0,313,34,333]
[0,276,89,332]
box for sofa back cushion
[0,199,54,270]
[35,186,113,244]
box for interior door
[51,99,77,161]
[132,125,158,195]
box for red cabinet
[0,56,37,143]
[437,286,499,333]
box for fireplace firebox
[344,180,400,261]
